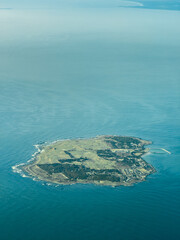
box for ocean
[0,5,180,240]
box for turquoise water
[0,6,180,240]
[1,1,180,10]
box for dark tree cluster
[97,149,119,159]
[105,136,142,149]
[38,163,122,182]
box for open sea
[0,3,180,240]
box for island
[20,136,155,186]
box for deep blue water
[0,7,180,240]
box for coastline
[12,136,155,187]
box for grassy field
[22,136,155,186]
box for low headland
[14,135,156,186]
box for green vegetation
[22,135,155,186]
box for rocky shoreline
[14,136,156,186]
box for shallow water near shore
[0,6,180,240]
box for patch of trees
[97,149,119,159]
[38,163,122,182]
[105,136,142,149]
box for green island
[21,135,155,186]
